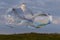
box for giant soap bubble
[0,3,60,29]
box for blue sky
[0,0,60,34]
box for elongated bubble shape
[0,3,52,28]
[0,12,51,28]
[1,10,50,28]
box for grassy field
[0,33,60,40]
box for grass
[0,33,60,40]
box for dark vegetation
[0,33,60,40]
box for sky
[0,0,60,34]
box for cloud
[52,16,60,24]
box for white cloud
[52,16,60,24]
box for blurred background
[0,0,60,34]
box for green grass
[0,33,60,40]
